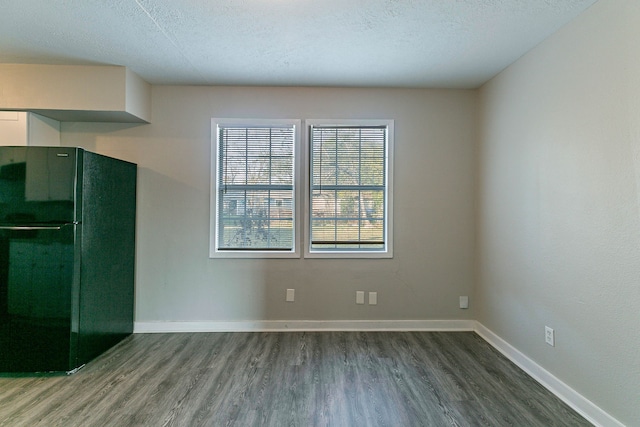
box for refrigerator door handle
[0,222,79,231]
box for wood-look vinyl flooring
[0,332,591,427]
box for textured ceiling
[0,0,598,88]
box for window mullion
[244,128,249,248]
[334,128,338,248]
[267,128,272,247]
[358,128,362,248]
[219,128,226,248]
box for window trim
[304,119,394,259]
[209,118,302,258]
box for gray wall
[62,86,477,324]
[477,0,640,425]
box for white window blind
[215,123,296,252]
[309,123,390,253]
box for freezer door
[0,147,78,225]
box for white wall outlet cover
[356,291,365,304]
[459,296,469,309]
[368,292,378,305]
[286,288,295,302]
[545,326,555,346]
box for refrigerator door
[0,224,76,372]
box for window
[210,119,300,258]
[306,120,393,258]
[210,118,392,259]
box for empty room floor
[0,332,591,426]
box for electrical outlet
[545,326,555,346]
[459,296,469,309]
[368,292,377,305]
[356,291,365,305]
[286,289,295,302]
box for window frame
[209,118,302,258]
[304,119,394,259]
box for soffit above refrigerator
[0,64,151,123]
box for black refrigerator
[0,147,136,373]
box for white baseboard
[134,319,475,333]
[474,322,624,427]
